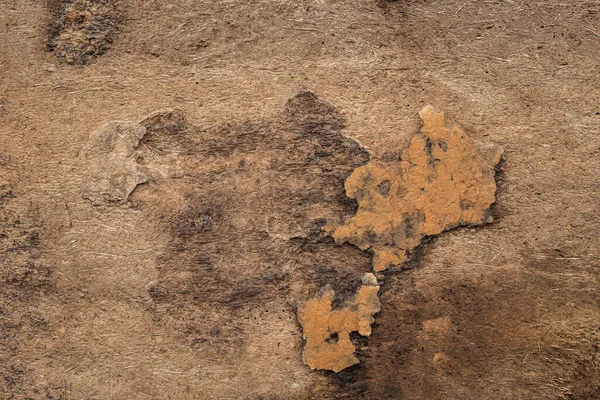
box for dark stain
[377,180,391,197]
[173,204,221,238]
[325,332,339,344]
[424,138,440,168]
[424,138,433,158]
[0,190,55,398]
[489,156,511,221]
[146,92,373,355]
[459,199,473,210]
[46,0,120,64]
[437,140,448,152]
[402,213,416,238]
[396,183,408,198]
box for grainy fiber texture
[1,0,600,399]
[46,0,119,64]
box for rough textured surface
[299,106,502,374]
[326,106,503,272]
[0,179,55,398]
[3,0,600,398]
[46,0,119,64]
[82,121,148,205]
[298,273,380,372]
[120,92,373,398]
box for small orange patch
[297,273,380,372]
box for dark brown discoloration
[4,0,600,393]
[0,186,56,399]
[325,255,600,399]
[134,93,374,375]
[46,0,119,64]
